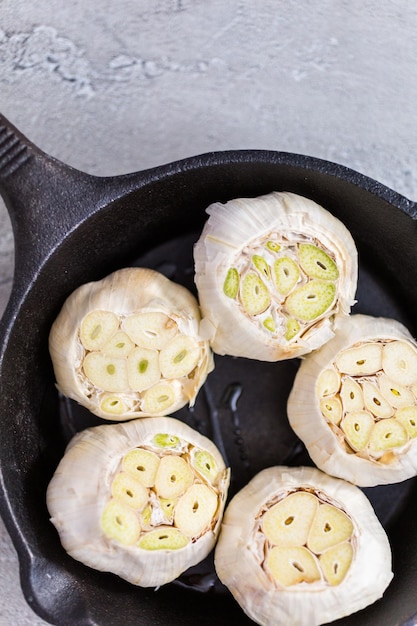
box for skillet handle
[0,113,145,310]
[0,113,102,260]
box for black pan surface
[1,113,417,625]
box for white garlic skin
[46,416,230,588]
[194,191,358,362]
[214,466,392,626]
[287,314,417,486]
[49,267,214,420]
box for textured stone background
[1,1,417,623]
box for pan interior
[59,228,417,596]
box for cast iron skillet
[1,112,417,626]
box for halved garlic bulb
[194,192,357,361]
[49,268,214,420]
[46,416,230,587]
[287,314,417,486]
[214,466,392,626]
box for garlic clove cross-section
[287,314,417,486]
[46,416,230,588]
[214,466,392,626]
[194,191,358,361]
[49,268,214,420]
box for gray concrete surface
[1,1,417,624]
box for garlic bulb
[214,466,392,626]
[49,268,214,420]
[194,192,357,361]
[287,314,417,486]
[46,416,230,587]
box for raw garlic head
[288,314,417,486]
[194,192,357,361]
[49,268,214,420]
[46,416,230,587]
[214,466,392,626]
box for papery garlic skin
[214,466,392,626]
[287,314,417,486]
[46,416,230,588]
[49,268,214,420]
[194,192,357,361]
